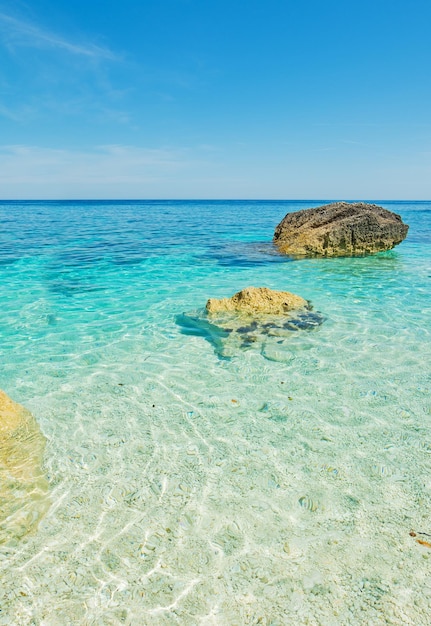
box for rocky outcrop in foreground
[0,389,50,544]
[177,287,325,359]
[273,202,409,257]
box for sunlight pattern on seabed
[0,200,430,625]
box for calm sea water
[1,200,431,625]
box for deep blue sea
[1,200,431,625]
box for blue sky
[0,0,430,199]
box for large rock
[273,202,409,257]
[177,287,325,359]
[0,389,50,544]
[206,286,307,314]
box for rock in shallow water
[0,389,50,544]
[273,202,409,257]
[177,287,325,359]
[206,286,307,314]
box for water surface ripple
[0,200,431,625]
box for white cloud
[0,144,204,198]
[0,11,118,60]
[1,143,428,200]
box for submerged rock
[0,389,50,544]
[273,202,409,257]
[177,286,324,359]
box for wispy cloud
[310,146,335,152]
[341,139,371,148]
[0,144,208,198]
[0,101,25,121]
[0,144,191,175]
[0,10,118,60]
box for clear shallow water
[0,200,431,625]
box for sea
[0,200,430,625]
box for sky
[0,0,430,199]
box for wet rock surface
[273,202,409,257]
[0,389,50,544]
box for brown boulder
[0,389,50,544]
[273,202,409,257]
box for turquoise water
[1,200,431,625]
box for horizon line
[0,198,429,203]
